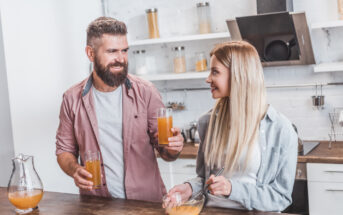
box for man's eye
[122,49,128,53]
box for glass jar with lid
[195,52,207,72]
[196,2,211,34]
[146,8,160,38]
[133,50,147,75]
[173,46,186,74]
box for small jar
[196,2,211,34]
[195,52,207,72]
[146,8,160,39]
[173,46,186,74]
[133,50,147,75]
[338,0,343,20]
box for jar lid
[145,8,158,13]
[133,50,140,54]
[196,2,209,7]
[141,50,146,53]
[173,46,185,51]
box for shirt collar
[82,74,132,97]
[263,105,276,122]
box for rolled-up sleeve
[55,94,78,157]
[229,124,298,211]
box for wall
[0,10,14,187]
[111,0,343,141]
[0,0,102,193]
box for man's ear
[85,46,95,62]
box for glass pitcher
[7,154,44,214]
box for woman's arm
[228,126,298,211]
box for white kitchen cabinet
[307,163,343,215]
[157,158,197,191]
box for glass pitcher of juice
[7,154,44,214]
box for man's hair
[87,16,127,48]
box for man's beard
[93,56,128,87]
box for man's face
[93,34,129,87]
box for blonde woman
[164,41,298,211]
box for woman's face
[206,55,230,99]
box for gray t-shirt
[92,85,125,198]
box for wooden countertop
[173,141,343,164]
[0,187,297,215]
[298,141,343,163]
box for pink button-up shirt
[56,74,166,202]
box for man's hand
[73,166,93,191]
[206,175,232,196]
[165,127,184,155]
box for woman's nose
[206,75,211,83]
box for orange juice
[85,160,101,188]
[167,205,201,215]
[196,59,207,72]
[8,189,43,210]
[158,116,173,145]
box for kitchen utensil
[190,167,224,201]
[8,154,44,214]
[264,38,296,61]
[312,85,325,109]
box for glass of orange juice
[158,108,173,146]
[85,151,101,189]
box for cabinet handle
[184,164,196,168]
[324,170,343,173]
[326,189,343,192]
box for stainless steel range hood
[226,12,315,67]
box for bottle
[195,52,207,72]
[173,46,186,74]
[196,2,211,34]
[146,8,160,39]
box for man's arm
[146,85,184,161]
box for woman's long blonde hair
[204,41,267,175]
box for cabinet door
[307,163,343,183]
[308,181,343,215]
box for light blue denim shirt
[186,105,298,212]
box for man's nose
[114,52,125,63]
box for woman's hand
[162,183,192,209]
[206,175,232,196]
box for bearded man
[55,17,184,202]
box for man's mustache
[107,62,126,68]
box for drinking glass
[157,108,173,146]
[84,151,101,189]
